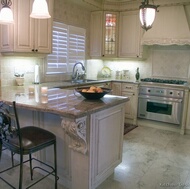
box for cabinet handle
[125,87,132,89]
[32,49,34,52]
[35,49,38,52]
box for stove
[140,78,187,85]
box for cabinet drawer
[121,83,135,92]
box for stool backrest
[0,101,22,159]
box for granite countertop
[0,85,129,119]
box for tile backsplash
[87,46,190,82]
[0,56,44,86]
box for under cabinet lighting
[0,0,14,24]
[139,0,159,31]
[30,0,51,19]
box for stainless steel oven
[138,86,184,125]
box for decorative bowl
[75,87,112,100]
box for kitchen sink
[69,79,97,84]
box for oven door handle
[138,95,183,103]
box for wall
[1,0,190,86]
[0,0,91,86]
[87,46,190,82]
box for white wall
[87,45,190,82]
[0,0,91,86]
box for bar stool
[0,101,58,189]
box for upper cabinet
[90,10,143,59]
[90,11,103,57]
[0,0,53,54]
[103,12,119,57]
[90,11,119,58]
[119,11,143,58]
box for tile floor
[1,126,190,189]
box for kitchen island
[0,85,129,189]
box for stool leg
[54,142,57,189]
[11,152,14,167]
[19,154,23,189]
[29,154,33,180]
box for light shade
[30,0,51,19]
[0,0,14,24]
[139,0,159,31]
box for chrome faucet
[72,62,86,82]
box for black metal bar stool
[0,101,58,189]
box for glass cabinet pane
[104,13,117,56]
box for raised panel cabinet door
[90,11,103,57]
[111,82,121,96]
[121,91,135,119]
[14,0,34,52]
[0,0,15,52]
[0,25,14,52]
[90,104,125,188]
[35,0,53,53]
[119,11,142,58]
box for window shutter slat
[46,22,86,75]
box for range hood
[141,5,190,45]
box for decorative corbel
[61,116,87,154]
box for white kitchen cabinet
[119,11,143,58]
[0,0,53,54]
[90,11,103,57]
[90,104,125,188]
[121,83,139,125]
[90,10,143,58]
[90,11,119,58]
[111,82,121,96]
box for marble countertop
[0,85,129,119]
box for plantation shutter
[47,22,86,75]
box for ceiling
[68,0,141,11]
[68,0,190,11]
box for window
[46,22,86,75]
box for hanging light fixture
[30,0,51,19]
[0,0,14,24]
[139,0,159,31]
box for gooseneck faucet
[72,62,86,81]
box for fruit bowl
[75,87,112,100]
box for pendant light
[139,0,159,31]
[30,0,51,19]
[0,0,14,24]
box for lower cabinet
[90,104,125,188]
[121,83,138,125]
[111,81,139,125]
[111,82,121,96]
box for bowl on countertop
[75,87,112,100]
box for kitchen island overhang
[0,86,129,189]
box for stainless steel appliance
[138,86,184,125]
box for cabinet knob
[32,49,38,52]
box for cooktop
[141,78,187,85]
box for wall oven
[138,86,184,125]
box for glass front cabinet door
[90,11,119,58]
[103,12,118,57]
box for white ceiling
[68,0,140,11]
